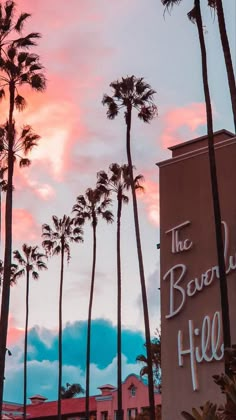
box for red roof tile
[26,396,97,418]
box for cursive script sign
[164,221,235,319]
[178,312,223,390]
[163,220,228,391]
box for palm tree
[97,163,144,420]
[61,383,85,399]
[72,188,113,420]
[0,121,38,258]
[0,5,45,410]
[161,0,231,373]
[136,332,161,391]
[12,244,47,420]
[102,76,157,419]
[208,0,236,132]
[42,215,83,420]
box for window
[127,408,137,419]
[101,411,108,420]
[130,386,136,397]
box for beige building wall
[158,130,236,419]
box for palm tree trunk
[126,103,155,419]
[0,81,15,417]
[117,196,123,420]
[195,0,231,371]
[23,269,30,420]
[0,185,2,258]
[85,223,96,420]
[57,242,65,420]
[215,0,236,133]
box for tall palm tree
[42,215,83,420]
[72,188,113,420]
[97,163,144,420]
[208,0,236,132]
[0,122,41,413]
[0,121,38,258]
[61,383,85,399]
[161,0,231,372]
[12,244,47,420]
[191,0,231,370]
[0,4,45,410]
[102,76,157,419]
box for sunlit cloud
[138,179,159,226]
[7,316,24,346]
[12,209,40,242]
[161,102,206,148]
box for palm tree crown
[42,215,83,262]
[97,163,144,200]
[72,188,113,228]
[0,121,40,168]
[0,1,41,51]
[102,75,157,123]
[13,244,47,278]
[0,48,46,108]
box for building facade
[6,374,161,419]
[158,130,236,419]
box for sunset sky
[1,0,235,403]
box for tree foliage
[61,383,85,399]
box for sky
[0,0,236,404]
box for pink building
[96,374,161,419]
[3,374,161,419]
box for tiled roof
[26,396,97,418]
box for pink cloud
[12,209,40,242]
[161,103,206,148]
[0,0,113,183]
[7,316,24,346]
[137,179,159,226]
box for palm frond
[15,94,26,111]
[161,0,182,13]
[14,12,31,32]
[138,105,157,123]
[19,157,30,167]
[4,1,15,28]
[0,88,5,100]
[32,271,39,280]
[30,73,46,91]
[20,125,31,138]
[42,224,52,236]
[100,209,113,223]
[22,133,40,154]
[17,51,28,64]
[13,32,41,48]
[7,46,16,60]
[122,194,129,204]
[187,6,197,23]
[13,249,26,266]
[64,243,71,262]
[11,267,25,285]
